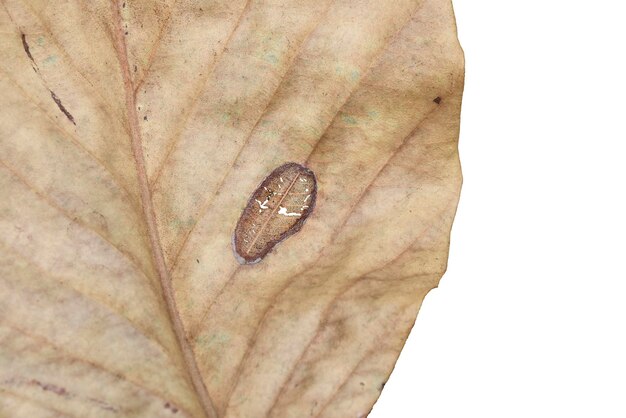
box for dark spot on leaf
[196,259,199,264]
[143,115,148,121]
[21,33,38,72]
[30,379,68,397]
[380,381,387,390]
[164,402,178,414]
[86,396,120,413]
[49,90,76,125]
[433,96,442,104]
[21,33,34,61]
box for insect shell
[232,162,317,265]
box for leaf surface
[0,0,464,417]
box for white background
[372,0,626,417]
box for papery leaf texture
[0,0,464,417]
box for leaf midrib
[109,2,216,418]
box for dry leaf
[0,0,464,417]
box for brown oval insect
[232,162,317,265]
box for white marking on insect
[278,206,302,217]
[255,198,270,209]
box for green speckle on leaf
[172,217,195,229]
[43,55,57,65]
[221,104,243,125]
[197,332,231,349]
[342,114,357,125]
[264,53,279,64]
[367,110,380,119]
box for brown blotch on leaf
[233,162,317,265]
[433,96,442,104]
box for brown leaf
[0,0,464,417]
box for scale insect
[232,162,317,264]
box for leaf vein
[222,104,445,413]
[0,66,142,216]
[167,0,335,273]
[0,387,76,418]
[109,2,217,417]
[0,240,180,368]
[17,1,128,136]
[0,160,157,291]
[0,323,196,418]
[148,0,253,188]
